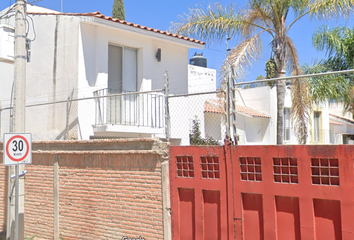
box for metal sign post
[4,133,31,240]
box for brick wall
[0,164,7,235]
[0,139,167,240]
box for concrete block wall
[0,138,168,240]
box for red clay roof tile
[204,99,270,118]
[329,113,354,124]
[28,11,205,45]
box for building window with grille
[314,111,321,142]
[284,108,291,141]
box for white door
[107,45,137,124]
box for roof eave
[234,111,270,119]
[90,17,205,49]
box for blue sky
[2,0,353,84]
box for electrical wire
[0,3,18,20]
[26,15,36,41]
[28,0,43,4]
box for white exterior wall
[0,13,80,140]
[169,95,208,145]
[78,22,190,95]
[204,112,224,142]
[235,86,333,145]
[236,86,276,144]
[188,65,216,93]
[27,15,80,140]
[309,103,330,144]
[77,21,194,139]
[236,114,270,145]
[0,4,203,141]
[283,88,298,144]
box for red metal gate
[170,146,233,240]
[170,144,354,240]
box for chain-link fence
[0,88,227,145]
[0,89,226,145]
[168,91,225,145]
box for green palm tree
[171,0,354,144]
[305,26,354,116]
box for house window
[108,44,137,93]
[314,111,321,142]
[107,45,138,124]
[283,108,291,141]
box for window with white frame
[314,111,321,142]
[284,108,291,141]
[107,44,138,124]
[108,44,137,93]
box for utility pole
[7,0,27,240]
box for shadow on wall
[32,152,161,173]
[55,117,80,140]
[81,24,100,87]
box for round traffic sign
[6,135,30,162]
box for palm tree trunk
[276,77,286,145]
[273,34,287,145]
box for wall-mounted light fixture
[155,48,161,62]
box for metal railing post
[164,70,170,142]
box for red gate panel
[170,146,232,240]
[231,145,354,240]
[171,144,354,240]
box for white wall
[78,21,193,139]
[0,13,80,140]
[236,86,335,145]
[204,112,223,142]
[188,65,216,93]
[236,114,270,145]
[0,7,201,140]
[78,22,190,95]
[235,86,276,144]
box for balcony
[93,89,165,138]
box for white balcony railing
[93,89,165,129]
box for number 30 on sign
[4,133,32,166]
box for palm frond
[242,9,267,37]
[309,0,354,19]
[304,61,350,104]
[170,3,242,44]
[221,32,263,86]
[286,36,301,74]
[291,77,312,144]
[312,26,346,56]
[291,0,311,16]
[246,2,275,37]
[286,37,311,144]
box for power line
[232,69,354,87]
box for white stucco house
[230,85,354,145]
[327,104,354,144]
[0,4,219,141]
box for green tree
[112,0,125,20]
[305,26,354,116]
[171,0,354,144]
[190,116,220,145]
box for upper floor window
[108,44,137,93]
[314,111,321,142]
[284,108,291,141]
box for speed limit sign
[4,133,32,165]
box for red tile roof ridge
[329,113,354,124]
[235,104,270,118]
[27,11,205,45]
[204,99,270,118]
